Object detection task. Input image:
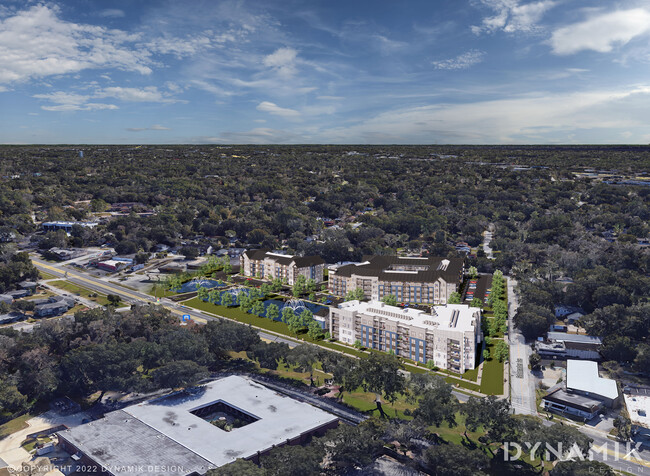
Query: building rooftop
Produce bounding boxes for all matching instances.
[332,255,463,283]
[624,391,650,430]
[548,332,602,345]
[544,388,603,413]
[337,300,480,333]
[59,376,338,473]
[566,360,618,400]
[243,249,324,267]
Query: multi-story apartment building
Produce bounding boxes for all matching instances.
[329,300,482,372]
[240,249,325,285]
[328,255,464,304]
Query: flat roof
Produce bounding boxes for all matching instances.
[336,300,480,333]
[332,255,463,284]
[624,392,650,429]
[566,360,618,400]
[547,332,602,344]
[59,376,338,473]
[544,388,603,413]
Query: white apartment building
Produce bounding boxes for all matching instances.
[329,300,482,372]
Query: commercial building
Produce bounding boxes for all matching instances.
[57,376,339,475]
[536,333,602,360]
[566,360,620,407]
[328,255,464,304]
[240,249,325,285]
[542,388,604,421]
[329,300,481,371]
[623,386,650,438]
[96,260,128,273]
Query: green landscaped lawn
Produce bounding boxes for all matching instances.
[48,280,115,306]
[479,342,505,395]
[445,376,481,392]
[37,270,59,280]
[0,413,33,438]
[341,389,415,420]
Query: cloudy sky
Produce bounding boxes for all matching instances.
[2,0,650,144]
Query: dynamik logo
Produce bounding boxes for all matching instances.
[503,441,645,463]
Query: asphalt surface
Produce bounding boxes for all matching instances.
[507,277,537,415]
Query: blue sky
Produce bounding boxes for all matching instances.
[2,0,650,144]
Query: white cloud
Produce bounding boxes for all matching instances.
[98,9,125,19]
[256,101,300,118]
[317,85,650,143]
[550,8,650,55]
[433,50,485,70]
[0,4,153,84]
[34,86,180,111]
[126,124,171,132]
[206,128,303,144]
[472,0,555,35]
[97,86,178,103]
[263,47,298,77]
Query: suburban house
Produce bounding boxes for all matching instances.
[240,249,325,285]
[328,255,464,304]
[34,296,75,317]
[329,300,481,371]
[42,221,98,232]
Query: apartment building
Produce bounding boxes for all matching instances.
[329,300,482,372]
[328,255,464,304]
[240,249,325,285]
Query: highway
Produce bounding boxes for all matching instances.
[31,256,297,347]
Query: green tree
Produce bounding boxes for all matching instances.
[494,340,509,362]
[287,344,321,386]
[468,266,478,279]
[408,373,458,427]
[220,292,233,307]
[207,459,266,476]
[107,294,121,307]
[197,285,209,301]
[251,300,265,317]
[345,287,365,301]
[381,294,398,306]
[358,353,405,418]
[265,303,280,321]
[261,443,323,476]
[448,292,461,304]
[529,352,541,370]
[423,444,489,476]
[307,320,322,340]
[152,360,209,389]
[281,306,294,324]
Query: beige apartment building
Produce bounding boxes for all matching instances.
[328,255,464,304]
[329,300,481,372]
[240,249,325,285]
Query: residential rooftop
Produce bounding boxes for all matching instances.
[331,255,463,283]
[337,300,480,333]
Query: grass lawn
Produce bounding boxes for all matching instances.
[480,342,505,395]
[37,270,58,280]
[461,366,479,382]
[341,389,415,420]
[0,413,33,438]
[445,376,481,392]
[49,280,115,306]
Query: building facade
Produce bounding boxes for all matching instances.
[329,300,481,372]
[240,249,325,285]
[328,255,463,304]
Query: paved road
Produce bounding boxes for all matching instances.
[506,277,537,415]
[539,419,650,474]
[31,257,297,347]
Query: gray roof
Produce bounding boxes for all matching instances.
[566,360,618,401]
[244,249,325,267]
[547,332,602,345]
[332,255,463,283]
[543,388,603,413]
[58,376,338,474]
[58,410,213,476]
[0,294,13,303]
